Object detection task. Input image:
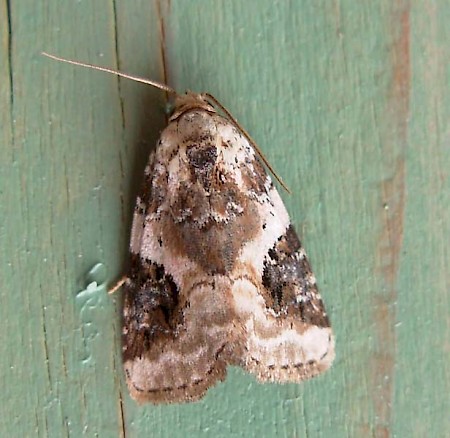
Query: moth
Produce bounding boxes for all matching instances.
[44,53,335,404]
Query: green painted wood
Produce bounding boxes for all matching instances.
[1,1,449,437]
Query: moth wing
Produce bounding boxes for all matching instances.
[230,183,335,382]
[123,154,237,403]
[123,274,237,403]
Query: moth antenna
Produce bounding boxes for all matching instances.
[42,52,177,95]
[42,53,289,192]
[204,93,291,194]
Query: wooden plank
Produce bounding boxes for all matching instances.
[1,0,448,437]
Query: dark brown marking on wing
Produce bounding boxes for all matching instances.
[123,255,180,361]
[262,225,330,328]
[167,179,261,274]
[187,143,218,188]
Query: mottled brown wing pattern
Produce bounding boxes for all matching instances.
[122,93,334,404]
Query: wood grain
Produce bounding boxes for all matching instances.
[1,0,449,436]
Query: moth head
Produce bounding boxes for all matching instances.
[170,92,216,120]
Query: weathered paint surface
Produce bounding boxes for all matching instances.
[1,1,449,436]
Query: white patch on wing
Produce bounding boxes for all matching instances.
[137,220,199,290]
[125,345,211,390]
[231,278,268,315]
[246,324,333,364]
[231,277,334,374]
[216,124,254,186]
[239,185,291,275]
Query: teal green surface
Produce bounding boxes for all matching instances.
[1,1,449,437]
